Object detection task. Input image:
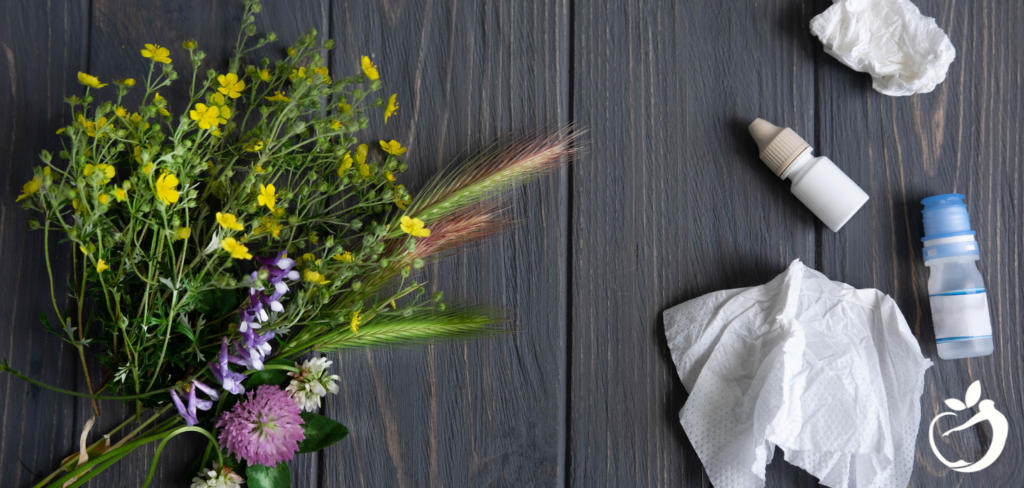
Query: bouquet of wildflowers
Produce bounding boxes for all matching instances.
[1,1,577,487]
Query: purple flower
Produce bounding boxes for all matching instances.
[234,329,275,370]
[216,385,306,466]
[210,337,246,395]
[170,381,217,427]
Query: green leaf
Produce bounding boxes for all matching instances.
[193,287,241,318]
[297,412,349,453]
[243,358,293,389]
[246,462,291,488]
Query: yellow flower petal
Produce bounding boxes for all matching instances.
[384,94,398,124]
[77,72,108,89]
[361,56,379,81]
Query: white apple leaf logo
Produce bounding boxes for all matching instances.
[944,398,967,411]
[965,380,981,408]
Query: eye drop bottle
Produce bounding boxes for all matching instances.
[921,193,994,360]
[748,118,869,232]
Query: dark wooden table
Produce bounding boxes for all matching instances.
[1,0,1021,486]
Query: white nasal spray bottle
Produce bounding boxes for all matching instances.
[748,118,869,231]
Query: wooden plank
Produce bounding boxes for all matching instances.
[0,0,89,486]
[323,0,569,486]
[816,0,1024,485]
[569,0,820,486]
[69,0,327,486]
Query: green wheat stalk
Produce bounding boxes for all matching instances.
[317,309,503,351]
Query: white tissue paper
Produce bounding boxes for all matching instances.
[664,260,932,488]
[810,0,956,96]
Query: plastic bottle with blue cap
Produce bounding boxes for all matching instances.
[922,193,993,359]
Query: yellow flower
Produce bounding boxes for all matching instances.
[182,39,197,50]
[155,172,180,205]
[154,92,170,117]
[96,259,109,273]
[289,67,306,81]
[79,244,89,254]
[384,94,398,124]
[350,311,361,334]
[332,252,353,262]
[400,216,430,237]
[303,269,330,285]
[56,127,66,134]
[361,56,379,81]
[258,183,276,210]
[338,100,351,113]
[245,139,264,152]
[72,198,82,214]
[394,184,411,210]
[176,227,191,239]
[380,140,407,155]
[258,69,272,81]
[255,165,264,174]
[313,66,330,83]
[330,120,342,131]
[77,72,108,89]
[16,175,41,201]
[84,163,116,184]
[77,115,108,138]
[142,162,155,174]
[217,73,245,98]
[385,171,396,182]
[263,219,283,238]
[266,91,290,102]
[141,43,171,64]
[189,103,222,130]
[216,212,244,231]
[287,47,296,56]
[221,237,252,260]
[337,152,353,177]
[114,106,127,117]
[358,163,370,178]
[117,78,136,87]
[355,144,368,165]
[98,193,110,205]
[113,187,128,202]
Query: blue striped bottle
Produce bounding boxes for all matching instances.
[921,194,993,359]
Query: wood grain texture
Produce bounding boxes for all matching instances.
[323,1,569,486]
[0,0,87,486]
[5,0,1024,487]
[816,0,1024,485]
[569,0,820,486]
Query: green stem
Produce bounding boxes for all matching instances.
[0,362,200,400]
[39,429,173,488]
[141,427,223,488]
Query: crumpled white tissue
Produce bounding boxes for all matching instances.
[810,0,956,96]
[664,260,932,488]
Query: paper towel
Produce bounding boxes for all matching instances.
[664,260,932,488]
[810,0,956,96]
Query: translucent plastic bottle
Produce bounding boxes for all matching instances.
[921,194,994,359]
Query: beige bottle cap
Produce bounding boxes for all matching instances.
[748,118,809,176]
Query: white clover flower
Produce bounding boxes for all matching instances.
[190,462,243,488]
[286,357,340,412]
